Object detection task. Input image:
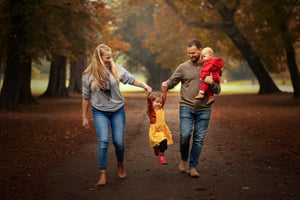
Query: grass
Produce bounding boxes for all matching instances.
[29,78,293,96]
[220,79,292,94]
[30,79,153,96]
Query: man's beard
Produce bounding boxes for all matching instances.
[191,55,200,63]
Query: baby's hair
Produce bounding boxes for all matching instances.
[202,47,214,55]
[150,91,162,102]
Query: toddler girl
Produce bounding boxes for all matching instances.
[147,91,173,164]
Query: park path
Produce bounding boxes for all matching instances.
[41,95,299,200]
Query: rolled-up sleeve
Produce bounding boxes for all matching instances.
[82,74,91,100]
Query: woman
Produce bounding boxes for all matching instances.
[82,44,152,186]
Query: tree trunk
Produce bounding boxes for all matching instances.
[208,0,280,94]
[114,2,170,89]
[19,58,36,104]
[165,0,280,94]
[0,47,22,110]
[42,55,68,97]
[0,1,35,109]
[121,32,170,90]
[68,55,86,94]
[274,3,300,98]
[146,63,171,90]
[285,44,300,98]
[225,25,280,94]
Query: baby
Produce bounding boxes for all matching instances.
[195,47,224,105]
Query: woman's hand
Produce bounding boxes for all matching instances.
[143,83,152,93]
[82,118,90,129]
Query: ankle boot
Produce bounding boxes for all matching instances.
[189,168,200,177]
[195,93,205,99]
[96,170,106,186]
[117,162,126,179]
[207,97,215,105]
[178,160,188,173]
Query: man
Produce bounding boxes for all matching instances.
[161,39,220,177]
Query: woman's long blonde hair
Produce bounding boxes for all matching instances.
[83,44,119,90]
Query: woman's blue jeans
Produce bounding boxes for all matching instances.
[92,106,126,170]
[179,106,211,169]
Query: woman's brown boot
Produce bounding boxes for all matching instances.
[117,162,126,179]
[96,170,106,186]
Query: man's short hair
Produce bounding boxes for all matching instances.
[187,39,202,49]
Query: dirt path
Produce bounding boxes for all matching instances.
[1,94,300,200]
[41,94,299,200]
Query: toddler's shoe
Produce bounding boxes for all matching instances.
[158,155,167,164]
[153,146,159,156]
[195,93,205,99]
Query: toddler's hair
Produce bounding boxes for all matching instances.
[150,91,162,102]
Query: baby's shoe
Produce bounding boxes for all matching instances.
[195,93,205,99]
[207,97,215,105]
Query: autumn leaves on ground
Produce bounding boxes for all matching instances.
[0,93,300,199]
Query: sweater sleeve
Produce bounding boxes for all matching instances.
[82,74,91,100]
[147,97,156,123]
[161,90,167,107]
[118,66,135,85]
[166,65,183,89]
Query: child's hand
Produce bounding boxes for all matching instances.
[146,91,152,98]
[144,84,152,93]
[161,82,168,91]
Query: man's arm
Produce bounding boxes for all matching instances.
[161,65,182,91]
[204,76,221,94]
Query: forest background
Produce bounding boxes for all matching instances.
[1,1,300,198]
[0,0,300,109]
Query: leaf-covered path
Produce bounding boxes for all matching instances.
[1,94,300,199]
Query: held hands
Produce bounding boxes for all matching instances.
[161,81,168,91]
[146,90,152,98]
[204,75,214,85]
[143,83,152,93]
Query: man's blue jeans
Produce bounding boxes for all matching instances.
[179,106,211,169]
[92,106,126,170]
